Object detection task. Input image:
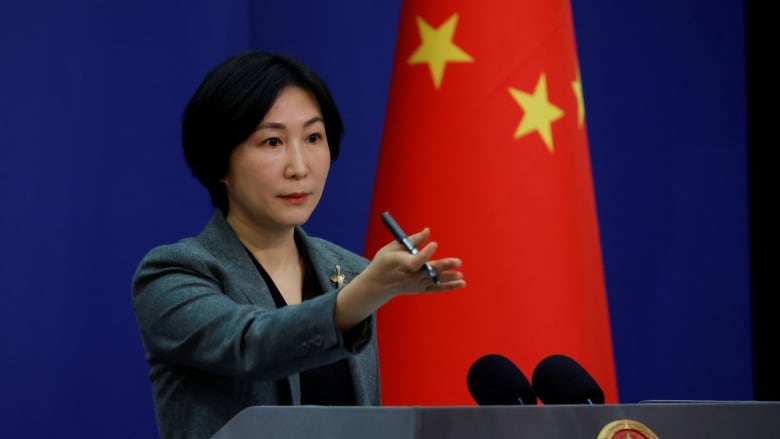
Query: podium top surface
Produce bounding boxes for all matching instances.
[211,402,780,439]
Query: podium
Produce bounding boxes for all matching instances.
[211,402,780,438]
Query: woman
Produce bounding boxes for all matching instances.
[131,50,466,439]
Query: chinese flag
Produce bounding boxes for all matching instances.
[364,0,619,405]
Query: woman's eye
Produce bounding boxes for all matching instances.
[264,137,281,147]
[306,133,323,143]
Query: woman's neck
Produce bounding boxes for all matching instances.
[226,213,299,272]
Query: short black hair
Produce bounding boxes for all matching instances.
[181,50,344,214]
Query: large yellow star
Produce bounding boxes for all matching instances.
[407,14,473,89]
[508,73,564,152]
[572,66,585,127]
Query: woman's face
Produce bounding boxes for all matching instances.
[222,85,331,231]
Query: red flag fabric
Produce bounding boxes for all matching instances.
[364,0,619,405]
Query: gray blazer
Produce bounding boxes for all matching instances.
[132,212,380,439]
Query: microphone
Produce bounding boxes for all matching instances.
[467,354,537,405]
[532,354,605,405]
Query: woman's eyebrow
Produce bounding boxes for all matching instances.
[256,116,324,131]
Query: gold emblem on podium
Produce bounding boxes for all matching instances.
[597,419,659,439]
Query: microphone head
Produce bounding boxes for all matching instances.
[532,354,605,405]
[467,354,537,405]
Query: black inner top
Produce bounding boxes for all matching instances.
[244,235,356,405]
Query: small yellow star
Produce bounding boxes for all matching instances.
[572,66,585,127]
[508,73,564,152]
[407,13,474,89]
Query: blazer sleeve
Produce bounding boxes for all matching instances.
[131,239,373,382]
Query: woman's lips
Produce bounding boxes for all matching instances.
[281,192,308,204]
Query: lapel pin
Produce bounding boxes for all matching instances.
[330,264,346,288]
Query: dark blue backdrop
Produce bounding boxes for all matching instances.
[0,1,748,437]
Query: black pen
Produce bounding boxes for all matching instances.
[381,211,440,284]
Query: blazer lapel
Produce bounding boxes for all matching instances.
[197,211,275,306]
